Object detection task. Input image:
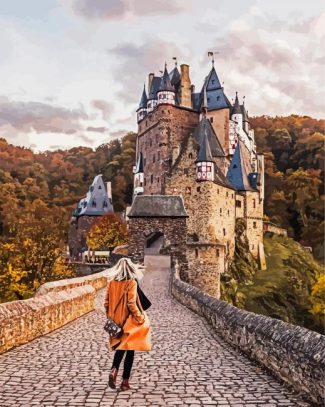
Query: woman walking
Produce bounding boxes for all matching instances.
[104,258,151,391]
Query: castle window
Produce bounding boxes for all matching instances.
[253,199,256,208]
[103,201,108,208]
[216,96,220,101]
[233,164,237,169]
[209,117,213,123]
[150,174,153,184]
[223,228,226,236]
[220,208,222,214]
[236,200,241,208]
[253,221,257,229]
[140,182,143,187]
[195,248,199,258]
[98,185,102,189]
[157,177,160,183]
[184,168,188,175]
[189,153,193,159]
[212,80,215,84]
[92,200,96,208]
[217,189,219,194]
[207,166,211,172]
[227,210,229,215]
[226,191,228,197]
[186,187,191,194]
[232,194,234,198]
[207,97,210,103]
[197,186,201,192]
[216,249,220,257]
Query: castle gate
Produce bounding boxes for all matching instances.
[127,195,189,281]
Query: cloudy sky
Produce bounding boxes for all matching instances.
[0,0,324,151]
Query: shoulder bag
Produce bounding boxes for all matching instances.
[104,285,127,338]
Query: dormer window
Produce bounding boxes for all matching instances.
[103,201,108,208]
[92,200,96,208]
[98,185,102,189]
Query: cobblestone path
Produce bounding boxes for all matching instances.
[0,256,312,407]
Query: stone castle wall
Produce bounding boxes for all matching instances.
[171,265,325,405]
[0,271,108,354]
[206,108,230,152]
[244,191,264,257]
[137,103,198,195]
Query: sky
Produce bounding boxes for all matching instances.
[0,0,324,152]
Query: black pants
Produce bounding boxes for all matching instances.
[111,350,135,379]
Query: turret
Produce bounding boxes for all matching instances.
[231,92,243,129]
[180,64,192,108]
[199,85,208,120]
[241,102,249,133]
[133,152,144,196]
[157,64,176,106]
[137,85,148,122]
[196,128,215,182]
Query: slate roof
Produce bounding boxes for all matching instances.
[214,166,236,190]
[159,66,175,92]
[241,104,249,122]
[193,117,225,158]
[198,67,231,111]
[148,76,162,100]
[169,66,181,87]
[231,92,241,116]
[73,175,113,217]
[135,151,144,173]
[137,85,148,110]
[197,128,213,162]
[128,195,188,218]
[226,139,256,191]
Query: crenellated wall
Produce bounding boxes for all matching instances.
[171,264,325,405]
[0,271,109,354]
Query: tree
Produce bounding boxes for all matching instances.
[311,275,325,317]
[87,213,128,251]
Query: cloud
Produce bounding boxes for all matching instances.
[0,97,88,134]
[86,126,108,133]
[91,99,113,120]
[206,11,325,118]
[69,0,188,20]
[109,38,186,104]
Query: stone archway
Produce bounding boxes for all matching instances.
[127,195,189,281]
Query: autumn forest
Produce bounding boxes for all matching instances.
[0,115,324,331]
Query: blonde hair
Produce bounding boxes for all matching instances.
[104,257,145,281]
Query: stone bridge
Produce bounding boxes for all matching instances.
[0,256,323,407]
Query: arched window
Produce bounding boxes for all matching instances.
[195,248,199,258]
[189,153,193,159]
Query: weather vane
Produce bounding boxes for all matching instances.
[207,51,219,67]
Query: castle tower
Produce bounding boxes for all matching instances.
[137,85,148,123]
[227,140,264,260]
[196,128,215,182]
[157,64,176,105]
[231,92,243,129]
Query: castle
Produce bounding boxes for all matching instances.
[128,60,265,298]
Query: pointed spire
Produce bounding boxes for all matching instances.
[197,125,213,162]
[138,84,148,110]
[159,64,175,92]
[231,91,242,115]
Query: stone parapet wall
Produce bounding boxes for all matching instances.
[171,266,325,405]
[36,269,108,296]
[0,285,96,354]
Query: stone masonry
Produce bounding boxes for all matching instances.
[0,255,314,406]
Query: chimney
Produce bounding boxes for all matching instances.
[106,182,112,203]
[148,73,154,94]
[180,64,192,108]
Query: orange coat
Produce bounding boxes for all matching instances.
[104,279,151,352]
